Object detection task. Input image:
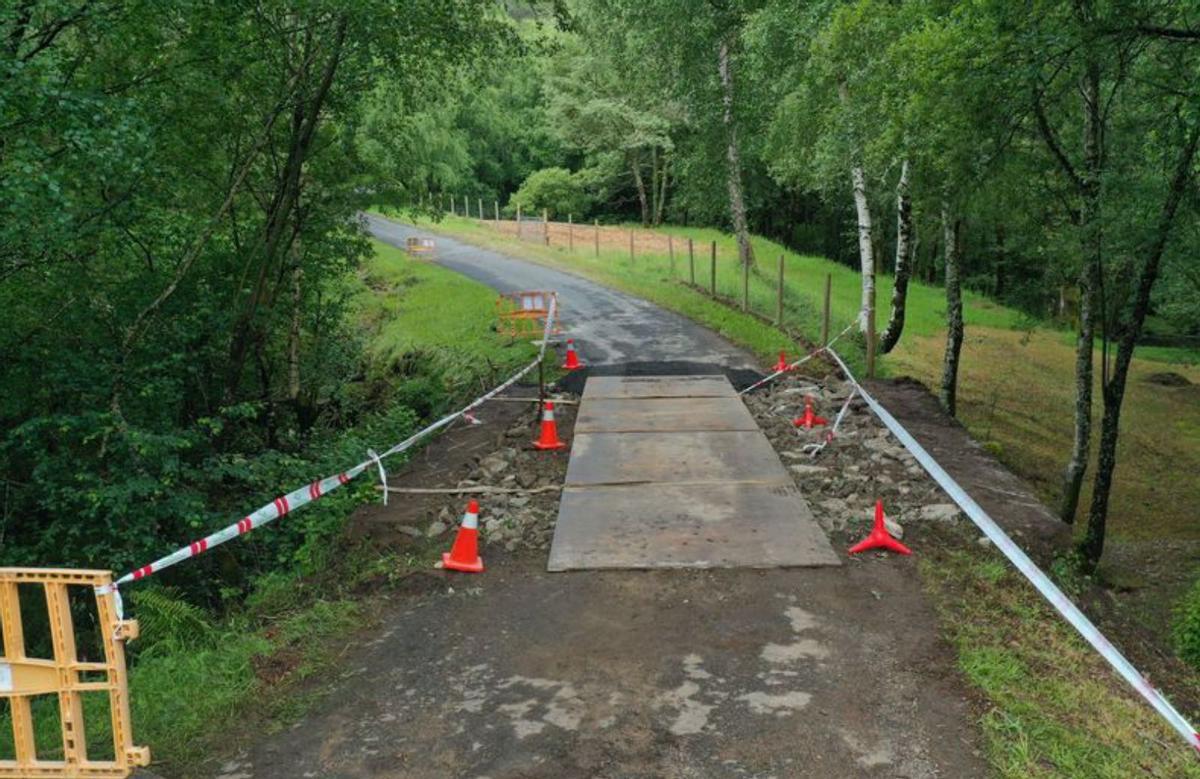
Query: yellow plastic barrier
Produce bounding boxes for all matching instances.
[405,236,436,257]
[495,290,562,338]
[0,569,149,778]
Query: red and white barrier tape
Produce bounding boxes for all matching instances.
[113,299,558,599]
[738,318,858,396]
[823,346,1200,753]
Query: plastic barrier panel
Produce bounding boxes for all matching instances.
[405,236,436,256]
[0,569,148,778]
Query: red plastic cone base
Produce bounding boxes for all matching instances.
[848,501,912,556]
[772,351,790,373]
[793,409,828,429]
[442,550,484,572]
[532,437,567,451]
[793,397,828,429]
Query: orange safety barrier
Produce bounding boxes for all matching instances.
[405,236,436,256]
[0,568,148,778]
[495,290,562,338]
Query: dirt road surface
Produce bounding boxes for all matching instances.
[201,217,990,778]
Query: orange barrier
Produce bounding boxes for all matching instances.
[496,291,562,338]
[405,236,436,257]
[0,568,149,778]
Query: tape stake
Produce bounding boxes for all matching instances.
[824,347,1200,753]
[368,448,388,506]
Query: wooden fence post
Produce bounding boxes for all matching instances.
[543,209,549,245]
[516,204,522,239]
[494,200,499,223]
[478,198,483,221]
[776,254,784,326]
[668,235,675,276]
[629,231,635,262]
[568,214,574,251]
[821,273,832,345]
[450,194,456,216]
[709,241,717,297]
[594,219,600,256]
[688,238,695,284]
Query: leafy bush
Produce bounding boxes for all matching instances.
[1172,578,1200,669]
[508,167,591,219]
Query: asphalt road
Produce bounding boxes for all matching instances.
[196,219,989,779]
[365,214,756,371]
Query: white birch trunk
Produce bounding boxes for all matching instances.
[850,164,875,331]
[718,37,753,268]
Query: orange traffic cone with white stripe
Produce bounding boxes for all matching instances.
[772,350,790,373]
[442,500,484,572]
[562,339,583,370]
[533,401,568,450]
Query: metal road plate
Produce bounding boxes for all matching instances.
[582,375,737,400]
[547,482,842,570]
[575,397,759,433]
[564,432,791,485]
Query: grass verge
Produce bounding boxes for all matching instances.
[922,536,1200,778]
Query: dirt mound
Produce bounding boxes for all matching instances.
[1145,371,1191,387]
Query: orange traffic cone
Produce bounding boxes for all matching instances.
[848,500,912,556]
[793,395,828,429]
[562,339,583,370]
[772,350,790,373]
[442,500,484,572]
[533,401,568,450]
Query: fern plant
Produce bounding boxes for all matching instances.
[129,587,216,654]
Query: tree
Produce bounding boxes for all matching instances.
[509,166,591,218]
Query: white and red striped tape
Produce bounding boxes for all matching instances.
[820,347,1200,754]
[738,318,858,396]
[115,298,558,589]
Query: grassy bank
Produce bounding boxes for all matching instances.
[923,538,1200,778]
[0,240,536,773]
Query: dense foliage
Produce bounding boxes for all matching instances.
[0,0,517,598]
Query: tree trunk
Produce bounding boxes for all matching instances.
[225,17,347,402]
[879,159,912,353]
[1078,125,1199,570]
[649,146,659,229]
[994,224,1007,296]
[839,82,874,329]
[1060,56,1103,525]
[287,250,302,403]
[717,36,753,268]
[655,150,669,226]
[629,150,650,227]
[849,164,875,331]
[939,202,964,416]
